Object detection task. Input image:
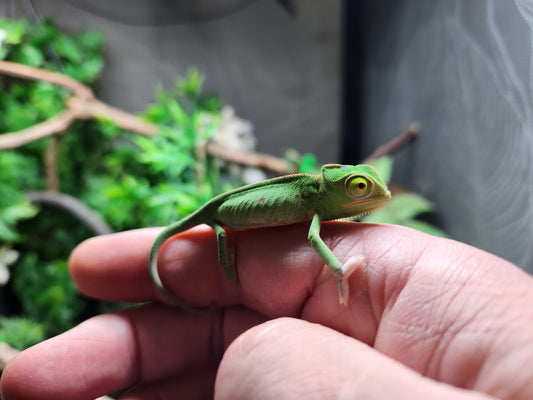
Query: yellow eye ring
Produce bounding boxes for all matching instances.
[346,176,373,198]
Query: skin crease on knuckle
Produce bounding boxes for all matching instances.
[286,225,533,399]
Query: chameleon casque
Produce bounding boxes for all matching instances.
[149,164,391,312]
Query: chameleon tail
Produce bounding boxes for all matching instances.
[149,210,216,313]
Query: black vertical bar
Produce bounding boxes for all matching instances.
[341,0,366,163]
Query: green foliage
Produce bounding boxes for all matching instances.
[284,149,320,174]
[0,18,107,346]
[0,17,104,81]
[367,155,393,185]
[1,18,235,351]
[82,70,228,230]
[0,152,39,241]
[13,255,83,336]
[0,317,44,350]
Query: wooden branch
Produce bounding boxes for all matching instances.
[0,61,418,177]
[363,123,420,163]
[44,136,60,191]
[0,61,295,174]
[0,61,157,150]
[26,191,113,235]
[0,342,19,370]
[206,141,293,175]
[0,109,78,149]
[69,97,158,135]
[0,60,93,99]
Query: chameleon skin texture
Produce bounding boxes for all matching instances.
[149,164,391,312]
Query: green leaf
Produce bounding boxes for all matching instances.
[30,82,65,117]
[15,43,44,67]
[167,99,189,126]
[0,199,38,242]
[367,156,393,184]
[198,95,223,113]
[362,193,433,224]
[63,56,103,83]
[299,153,319,174]
[13,256,83,335]
[0,218,18,242]
[0,317,45,350]
[3,201,38,224]
[52,33,82,63]
[0,19,28,44]
[362,192,447,237]
[385,193,434,220]
[0,46,8,60]
[78,57,104,82]
[27,18,58,48]
[75,30,104,53]
[3,102,38,131]
[404,220,447,238]
[178,69,204,96]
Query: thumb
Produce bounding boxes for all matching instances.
[215,318,496,400]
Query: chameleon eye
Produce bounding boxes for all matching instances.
[346,176,373,198]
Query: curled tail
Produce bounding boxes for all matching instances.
[149,210,215,313]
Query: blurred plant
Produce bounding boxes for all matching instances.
[82,70,231,229]
[0,245,18,285]
[0,18,244,350]
[0,152,40,243]
[0,17,110,350]
[363,156,447,237]
[0,317,44,350]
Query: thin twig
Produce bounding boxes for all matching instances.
[69,97,158,135]
[0,60,93,99]
[0,342,20,370]
[0,61,157,150]
[44,135,60,191]
[0,108,78,149]
[206,141,293,175]
[363,122,420,163]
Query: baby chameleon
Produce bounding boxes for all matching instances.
[149,164,391,312]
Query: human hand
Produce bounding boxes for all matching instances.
[1,223,533,399]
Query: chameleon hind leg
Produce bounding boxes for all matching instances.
[212,223,237,282]
[307,213,363,305]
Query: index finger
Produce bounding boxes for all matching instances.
[69,223,337,311]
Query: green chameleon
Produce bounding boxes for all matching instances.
[149,164,391,312]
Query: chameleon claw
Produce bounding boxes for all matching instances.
[338,255,364,306]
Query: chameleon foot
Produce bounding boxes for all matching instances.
[338,255,364,306]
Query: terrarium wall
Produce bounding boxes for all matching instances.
[358,0,533,271]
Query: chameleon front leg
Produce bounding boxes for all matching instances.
[307,212,363,305]
[211,223,237,282]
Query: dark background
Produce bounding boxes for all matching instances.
[358,0,533,271]
[2,0,532,272]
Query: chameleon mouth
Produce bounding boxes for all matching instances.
[341,196,390,210]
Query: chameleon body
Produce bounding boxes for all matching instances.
[149,164,391,312]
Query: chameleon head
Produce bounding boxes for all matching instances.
[320,164,391,219]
